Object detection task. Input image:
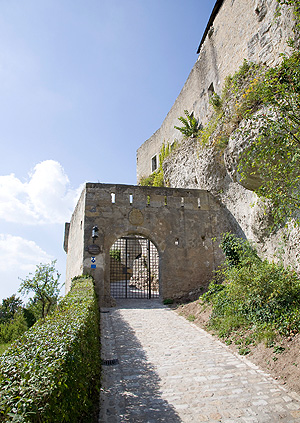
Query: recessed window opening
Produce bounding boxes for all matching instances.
[111,193,116,204]
[151,155,157,172]
[198,198,201,208]
[181,197,184,208]
[129,194,133,205]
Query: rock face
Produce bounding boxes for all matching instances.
[137,0,295,183]
[135,0,299,274]
[137,0,300,274]
[163,130,300,274]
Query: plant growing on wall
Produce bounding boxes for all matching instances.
[174,110,202,138]
[139,141,177,187]
[238,51,300,227]
[195,0,300,229]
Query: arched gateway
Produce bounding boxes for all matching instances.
[110,235,159,299]
[64,183,231,307]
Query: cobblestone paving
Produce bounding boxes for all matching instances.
[99,299,300,422]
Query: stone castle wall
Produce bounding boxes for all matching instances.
[64,188,86,289]
[64,183,235,305]
[137,0,295,182]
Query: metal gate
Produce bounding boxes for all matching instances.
[110,236,159,299]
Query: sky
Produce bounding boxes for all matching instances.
[0,0,216,302]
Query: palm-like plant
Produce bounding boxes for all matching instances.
[174,110,202,138]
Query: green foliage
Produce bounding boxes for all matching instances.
[139,173,156,186]
[199,60,264,149]
[202,234,300,340]
[0,295,22,324]
[238,51,300,227]
[220,232,261,267]
[174,110,202,138]
[0,276,100,422]
[139,141,177,187]
[0,296,33,347]
[19,260,61,319]
[0,311,28,344]
[187,314,196,322]
[195,2,300,228]
[110,249,121,261]
[0,345,10,356]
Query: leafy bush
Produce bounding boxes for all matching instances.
[174,110,202,138]
[203,234,300,338]
[0,311,28,344]
[110,249,121,261]
[0,276,100,422]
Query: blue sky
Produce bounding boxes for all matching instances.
[0,0,216,302]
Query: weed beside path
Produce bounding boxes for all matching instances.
[176,300,300,395]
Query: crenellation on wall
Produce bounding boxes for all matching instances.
[65,183,234,305]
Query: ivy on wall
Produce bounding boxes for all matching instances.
[139,141,177,187]
[193,0,300,229]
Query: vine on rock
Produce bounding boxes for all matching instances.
[139,141,177,187]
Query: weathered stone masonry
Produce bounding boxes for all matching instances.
[136,0,299,273]
[137,0,294,181]
[64,183,234,306]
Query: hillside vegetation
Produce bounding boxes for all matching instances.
[0,276,100,423]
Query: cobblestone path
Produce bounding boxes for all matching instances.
[99,299,300,422]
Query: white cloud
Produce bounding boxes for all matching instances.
[0,234,54,300]
[0,234,52,272]
[0,160,82,224]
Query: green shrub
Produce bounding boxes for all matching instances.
[203,234,300,338]
[174,110,202,138]
[0,311,28,344]
[110,249,121,261]
[0,276,100,422]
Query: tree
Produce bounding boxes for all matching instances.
[0,294,23,324]
[19,261,61,319]
[174,110,203,138]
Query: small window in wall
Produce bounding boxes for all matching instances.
[151,155,158,172]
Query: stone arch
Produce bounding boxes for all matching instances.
[65,183,234,306]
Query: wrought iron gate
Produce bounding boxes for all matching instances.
[110,236,159,299]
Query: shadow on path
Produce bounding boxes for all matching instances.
[100,299,182,423]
